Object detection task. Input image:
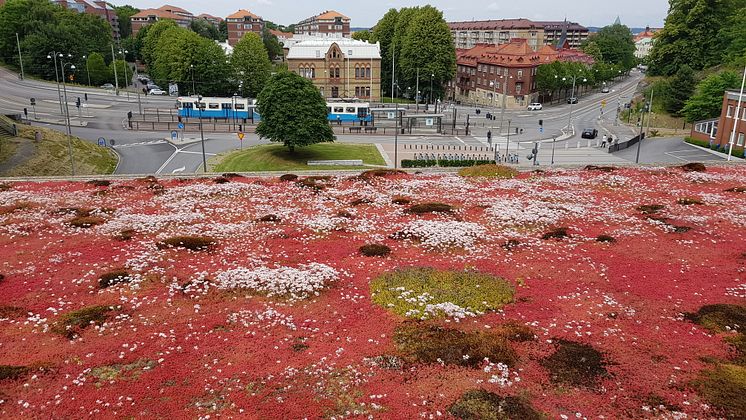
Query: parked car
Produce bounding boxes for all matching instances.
[138,76,151,84]
[601,87,610,93]
[567,97,579,104]
[146,83,160,91]
[100,83,114,90]
[148,88,167,96]
[527,103,543,111]
[581,128,598,139]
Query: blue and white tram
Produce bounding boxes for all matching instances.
[177,96,373,123]
[326,101,372,123]
[177,97,258,120]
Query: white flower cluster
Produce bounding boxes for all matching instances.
[398,220,485,250]
[486,198,585,227]
[726,284,746,298]
[168,273,211,299]
[682,171,717,184]
[301,215,347,232]
[395,288,479,321]
[215,263,338,301]
[227,306,297,331]
[483,360,520,387]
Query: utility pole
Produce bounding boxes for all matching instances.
[415,67,419,111]
[60,61,76,176]
[16,33,24,80]
[48,52,64,115]
[635,106,647,164]
[645,87,654,138]
[394,102,399,169]
[391,42,395,103]
[110,44,119,96]
[551,136,556,165]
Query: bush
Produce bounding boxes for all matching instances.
[359,244,392,257]
[725,187,746,193]
[637,204,665,214]
[0,202,32,215]
[157,236,216,251]
[0,183,10,191]
[596,235,616,243]
[0,365,30,381]
[680,162,706,172]
[297,176,331,191]
[392,196,411,205]
[86,180,111,187]
[401,159,495,168]
[52,305,117,339]
[68,216,105,228]
[361,169,406,178]
[394,322,518,367]
[258,214,281,223]
[350,198,373,206]
[542,227,569,240]
[213,176,230,184]
[114,229,135,241]
[0,305,25,318]
[336,210,354,219]
[684,138,746,159]
[458,164,518,179]
[406,203,454,214]
[448,390,544,420]
[99,270,131,289]
[222,173,244,179]
[678,197,703,205]
[279,174,298,182]
[585,165,617,172]
[685,304,746,333]
[541,339,610,387]
[371,267,514,320]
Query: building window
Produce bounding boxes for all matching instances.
[738,133,745,147]
[355,86,360,96]
[366,66,371,78]
[517,70,523,78]
[331,86,339,98]
[244,24,252,29]
[366,87,371,97]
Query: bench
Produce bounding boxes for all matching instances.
[348,126,362,133]
[364,127,378,133]
[308,160,364,166]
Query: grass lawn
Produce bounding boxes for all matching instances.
[0,136,20,166]
[2,125,117,177]
[211,143,387,172]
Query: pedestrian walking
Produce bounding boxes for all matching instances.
[601,134,607,148]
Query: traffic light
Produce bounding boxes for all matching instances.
[539,119,543,126]
[30,98,35,106]
[127,111,132,120]
[76,97,81,108]
[238,124,243,132]
[84,93,88,102]
[23,108,27,117]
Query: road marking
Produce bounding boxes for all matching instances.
[112,140,167,148]
[179,150,217,156]
[172,166,186,173]
[454,136,465,144]
[664,152,696,162]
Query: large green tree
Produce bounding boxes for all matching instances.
[140,19,177,66]
[371,8,399,98]
[190,18,221,41]
[682,71,741,122]
[232,32,272,97]
[262,29,284,61]
[86,52,111,86]
[114,5,139,39]
[255,72,335,152]
[581,40,603,62]
[663,64,696,116]
[351,30,372,42]
[398,6,455,103]
[648,0,743,76]
[592,24,636,70]
[719,6,746,65]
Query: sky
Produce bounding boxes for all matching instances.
[126,0,670,29]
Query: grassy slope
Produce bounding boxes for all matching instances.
[0,137,20,165]
[1,125,117,177]
[212,143,387,172]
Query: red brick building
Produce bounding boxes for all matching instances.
[197,13,222,27]
[295,10,350,38]
[226,9,264,46]
[131,7,192,36]
[690,90,746,153]
[49,0,119,39]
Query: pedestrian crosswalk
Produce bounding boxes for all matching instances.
[112,140,167,148]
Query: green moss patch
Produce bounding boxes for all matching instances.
[52,305,117,339]
[685,304,746,333]
[458,164,518,179]
[0,365,30,381]
[694,363,746,418]
[359,244,391,257]
[157,235,216,251]
[541,339,610,387]
[99,270,131,289]
[89,358,157,386]
[68,216,105,228]
[542,227,569,240]
[680,162,706,172]
[678,197,703,205]
[448,389,544,420]
[0,305,25,318]
[394,322,518,367]
[371,268,514,320]
[637,204,665,214]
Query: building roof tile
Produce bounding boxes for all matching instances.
[226,9,262,20]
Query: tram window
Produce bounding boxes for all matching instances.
[346,107,355,113]
[235,104,245,110]
[327,107,332,114]
[208,103,219,109]
[357,107,369,117]
[196,103,206,110]
[221,103,232,109]
[334,107,344,113]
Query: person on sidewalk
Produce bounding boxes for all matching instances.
[601,134,607,148]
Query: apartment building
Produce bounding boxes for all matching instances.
[690,90,746,153]
[226,9,264,46]
[51,0,119,39]
[448,19,589,51]
[131,8,192,36]
[287,39,381,100]
[197,13,223,27]
[295,10,350,38]
[158,4,193,20]
[634,27,659,58]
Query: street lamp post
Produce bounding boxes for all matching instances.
[430,73,434,107]
[563,74,586,136]
[498,73,512,134]
[728,64,746,161]
[60,60,76,176]
[190,64,196,96]
[415,67,420,111]
[82,55,91,86]
[120,49,130,101]
[196,95,207,172]
[47,52,64,115]
[394,102,399,169]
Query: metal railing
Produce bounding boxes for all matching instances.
[608,133,645,153]
[0,115,18,136]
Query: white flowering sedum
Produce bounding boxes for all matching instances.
[215,263,339,301]
[398,220,485,250]
[486,198,586,227]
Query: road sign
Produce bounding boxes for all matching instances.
[387,112,395,119]
[109,139,116,146]
[171,130,178,141]
[540,127,544,133]
[97,137,106,147]
[30,98,35,105]
[237,132,245,141]
[177,123,185,130]
[425,118,434,127]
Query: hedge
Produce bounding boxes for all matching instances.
[685,137,745,159]
[401,159,496,168]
